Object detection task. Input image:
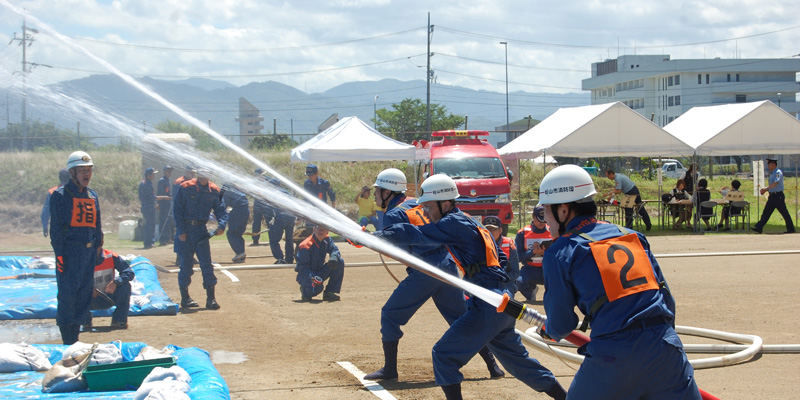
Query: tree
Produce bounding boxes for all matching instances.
[374,98,465,142]
[0,119,91,151]
[248,134,295,150]
[154,120,223,151]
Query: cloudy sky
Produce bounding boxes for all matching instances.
[1,0,798,95]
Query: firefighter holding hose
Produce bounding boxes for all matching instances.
[538,164,700,399]
[376,174,566,400]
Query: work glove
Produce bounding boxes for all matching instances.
[326,254,341,270]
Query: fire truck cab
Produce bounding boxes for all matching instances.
[421,130,514,234]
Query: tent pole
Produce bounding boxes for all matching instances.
[795,155,798,229]
[692,152,701,235]
[518,156,522,230]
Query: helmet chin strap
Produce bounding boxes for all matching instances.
[550,204,567,236]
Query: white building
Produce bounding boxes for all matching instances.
[582,55,800,127]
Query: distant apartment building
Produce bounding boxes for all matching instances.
[234,97,264,147]
[582,55,800,127]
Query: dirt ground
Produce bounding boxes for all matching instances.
[0,230,798,400]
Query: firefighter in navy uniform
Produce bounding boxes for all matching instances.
[173,169,228,310]
[41,169,70,237]
[514,206,552,302]
[156,165,174,246]
[539,165,700,400]
[295,225,344,301]
[265,178,297,264]
[86,248,135,330]
[376,174,566,400]
[483,215,519,294]
[363,169,505,381]
[172,166,196,265]
[49,151,104,345]
[222,184,249,263]
[138,167,158,249]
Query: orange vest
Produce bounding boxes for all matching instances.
[94,249,118,291]
[517,226,552,267]
[498,236,515,259]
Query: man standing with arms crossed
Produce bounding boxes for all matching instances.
[49,151,103,344]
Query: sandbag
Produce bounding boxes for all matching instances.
[133,365,191,400]
[0,343,52,372]
[41,343,97,393]
[62,341,122,365]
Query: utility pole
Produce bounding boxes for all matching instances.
[500,41,509,143]
[426,13,433,136]
[10,19,39,151]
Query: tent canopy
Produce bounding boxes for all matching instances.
[290,116,415,162]
[664,100,800,156]
[498,102,693,159]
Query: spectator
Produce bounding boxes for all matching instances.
[295,226,344,302]
[683,163,697,195]
[41,169,70,237]
[692,178,713,230]
[670,179,692,229]
[156,166,174,246]
[717,179,742,231]
[355,185,379,230]
[138,167,158,249]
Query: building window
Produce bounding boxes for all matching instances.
[736,94,746,103]
[727,74,731,82]
[698,74,702,84]
[668,116,674,124]
[736,73,740,82]
[706,74,709,84]
[674,75,680,85]
[668,96,674,107]
[675,96,681,106]
[668,76,674,86]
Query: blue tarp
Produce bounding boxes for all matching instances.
[0,342,229,399]
[0,256,178,320]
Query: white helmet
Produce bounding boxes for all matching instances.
[537,164,596,205]
[373,168,407,192]
[66,151,94,170]
[418,174,460,203]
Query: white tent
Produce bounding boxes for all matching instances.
[663,100,800,156]
[290,116,416,162]
[532,155,558,164]
[498,102,693,159]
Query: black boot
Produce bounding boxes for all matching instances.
[206,286,220,310]
[180,286,199,308]
[545,382,568,400]
[59,324,80,345]
[478,347,505,378]
[441,383,462,400]
[364,340,399,380]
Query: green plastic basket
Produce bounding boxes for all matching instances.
[83,356,176,391]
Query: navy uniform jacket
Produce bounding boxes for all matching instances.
[295,234,340,274]
[49,180,103,257]
[173,179,228,236]
[157,176,171,205]
[542,216,675,341]
[304,178,336,204]
[138,179,156,209]
[222,186,249,211]
[265,188,297,225]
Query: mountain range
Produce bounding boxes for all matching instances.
[8,74,590,146]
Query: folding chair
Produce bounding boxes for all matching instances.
[698,201,718,232]
[730,201,750,232]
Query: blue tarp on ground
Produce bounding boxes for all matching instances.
[0,342,229,399]
[0,256,178,320]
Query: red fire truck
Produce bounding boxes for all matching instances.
[420,130,514,234]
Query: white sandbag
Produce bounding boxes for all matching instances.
[62,341,122,365]
[0,343,52,372]
[133,366,191,400]
[42,344,96,393]
[134,346,175,361]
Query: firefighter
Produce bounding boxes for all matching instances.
[173,169,228,310]
[539,164,699,399]
[265,178,297,264]
[156,165,174,246]
[49,151,104,344]
[483,215,519,294]
[514,206,552,302]
[295,225,344,302]
[303,164,336,207]
[41,168,70,237]
[87,248,135,329]
[363,168,504,381]
[222,184,249,263]
[376,174,566,400]
[172,166,196,265]
[138,167,158,249]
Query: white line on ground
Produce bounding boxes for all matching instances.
[221,269,239,282]
[337,361,397,400]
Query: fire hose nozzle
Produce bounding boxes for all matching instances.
[496,293,547,328]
